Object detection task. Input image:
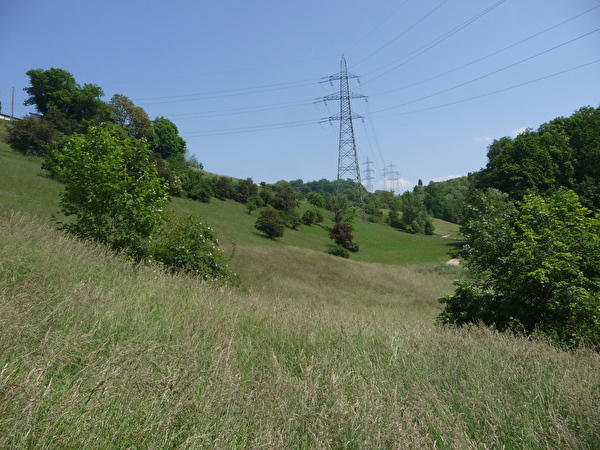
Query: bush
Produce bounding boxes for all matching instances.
[438,188,600,349]
[302,208,324,226]
[149,214,238,284]
[254,205,285,239]
[48,125,168,259]
[326,243,350,258]
[7,115,63,156]
[281,209,302,229]
[181,168,213,202]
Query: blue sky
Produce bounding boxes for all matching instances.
[2,0,599,191]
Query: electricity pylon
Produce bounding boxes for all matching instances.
[321,55,366,216]
[363,157,375,193]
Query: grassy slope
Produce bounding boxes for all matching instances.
[1,148,599,448]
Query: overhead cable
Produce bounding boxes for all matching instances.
[371,28,600,114]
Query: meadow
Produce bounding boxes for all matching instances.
[1,147,599,448]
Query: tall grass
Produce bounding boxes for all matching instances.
[1,148,599,448]
[1,212,598,448]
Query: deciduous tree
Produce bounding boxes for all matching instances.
[109,94,153,140]
[438,188,600,349]
[151,116,186,159]
[24,68,108,126]
[254,205,285,239]
[49,125,168,258]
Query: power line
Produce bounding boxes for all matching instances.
[166,99,314,120]
[360,0,506,83]
[368,4,600,98]
[354,0,451,67]
[134,78,321,105]
[345,0,411,54]
[370,59,600,118]
[371,28,600,115]
[180,118,317,137]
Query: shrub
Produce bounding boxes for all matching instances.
[302,208,324,226]
[438,188,600,349]
[254,205,285,239]
[181,168,213,202]
[7,115,63,156]
[326,243,350,258]
[281,209,302,229]
[48,125,168,259]
[149,214,238,284]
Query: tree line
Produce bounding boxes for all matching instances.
[437,105,600,350]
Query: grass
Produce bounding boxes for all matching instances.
[1,148,599,448]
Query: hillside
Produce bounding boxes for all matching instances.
[1,147,599,448]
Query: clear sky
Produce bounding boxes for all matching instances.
[2,0,599,191]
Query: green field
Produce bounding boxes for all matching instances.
[1,148,598,448]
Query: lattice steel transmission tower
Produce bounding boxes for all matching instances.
[322,56,366,208]
[363,157,375,193]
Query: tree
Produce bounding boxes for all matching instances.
[233,178,258,204]
[24,68,108,126]
[328,192,350,223]
[150,116,186,159]
[270,181,299,212]
[48,125,168,258]
[329,222,358,252]
[181,169,213,202]
[6,115,62,156]
[302,208,324,226]
[400,190,434,234]
[109,94,153,140]
[438,188,600,349]
[306,191,326,208]
[213,176,234,200]
[254,205,285,239]
[470,105,600,210]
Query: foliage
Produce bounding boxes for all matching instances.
[186,154,203,170]
[471,105,600,210]
[330,222,358,253]
[375,189,395,208]
[326,242,350,258]
[24,68,108,127]
[423,177,469,223]
[48,125,168,258]
[438,188,600,349]
[386,207,403,229]
[150,116,186,159]
[212,176,234,200]
[232,178,258,204]
[399,189,435,234]
[254,205,285,239]
[270,181,299,212]
[364,197,384,222]
[280,209,302,230]
[302,207,324,226]
[6,115,63,156]
[149,214,238,284]
[246,194,264,214]
[180,168,213,202]
[109,94,153,140]
[306,191,325,208]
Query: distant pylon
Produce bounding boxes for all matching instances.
[363,157,375,193]
[321,55,366,215]
[386,162,399,193]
